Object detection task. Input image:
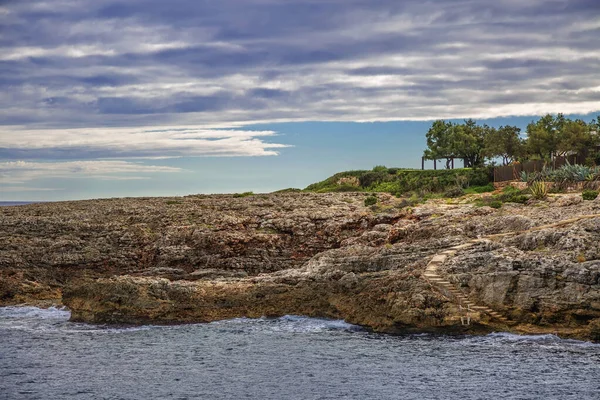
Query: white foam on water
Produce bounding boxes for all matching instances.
[0,305,71,320]
[210,315,362,333]
[488,332,562,341]
[479,331,600,348]
[0,306,161,334]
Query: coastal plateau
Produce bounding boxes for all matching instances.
[2,192,600,341]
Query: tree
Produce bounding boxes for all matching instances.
[558,118,597,158]
[524,113,563,160]
[452,119,487,168]
[423,120,455,168]
[423,119,488,168]
[483,125,524,165]
[588,116,600,134]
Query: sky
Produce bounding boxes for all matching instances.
[1,0,599,201]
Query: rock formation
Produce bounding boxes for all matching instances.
[2,192,600,341]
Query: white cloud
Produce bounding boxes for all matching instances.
[0,160,182,184]
[0,186,63,192]
[0,126,289,158]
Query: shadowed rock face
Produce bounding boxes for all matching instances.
[2,193,600,341]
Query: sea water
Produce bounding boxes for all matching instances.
[1,307,599,399]
[0,202,40,207]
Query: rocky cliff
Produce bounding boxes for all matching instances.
[2,192,600,341]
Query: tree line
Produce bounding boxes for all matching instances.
[423,114,600,167]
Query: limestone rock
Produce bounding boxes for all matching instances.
[3,192,600,341]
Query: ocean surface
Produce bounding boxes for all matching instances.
[0,202,40,207]
[1,307,599,400]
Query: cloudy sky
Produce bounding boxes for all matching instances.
[1,0,599,200]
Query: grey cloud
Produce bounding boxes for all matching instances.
[0,0,598,137]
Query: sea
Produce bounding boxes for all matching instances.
[1,307,599,399]
[0,202,40,207]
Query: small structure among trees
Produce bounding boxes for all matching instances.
[421,114,600,171]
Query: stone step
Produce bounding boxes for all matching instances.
[418,214,600,327]
[430,255,447,263]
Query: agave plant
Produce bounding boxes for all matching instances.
[530,181,548,199]
[520,171,529,182]
[547,164,593,183]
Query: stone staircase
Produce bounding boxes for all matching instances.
[421,213,600,326]
[423,240,510,325]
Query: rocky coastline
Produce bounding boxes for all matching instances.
[2,192,600,342]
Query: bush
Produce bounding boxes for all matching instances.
[582,190,599,201]
[443,187,465,198]
[233,192,254,198]
[306,168,491,195]
[530,181,548,200]
[489,200,502,209]
[502,185,521,194]
[372,165,388,173]
[318,184,360,193]
[464,184,495,194]
[495,189,529,204]
[364,196,378,206]
[521,164,600,184]
[273,188,302,193]
[359,171,388,188]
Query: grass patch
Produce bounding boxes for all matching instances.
[463,184,495,194]
[474,187,530,208]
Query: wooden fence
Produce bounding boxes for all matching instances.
[493,155,581,183]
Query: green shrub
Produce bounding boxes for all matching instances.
[582,190,599,201]
[502,193,528,204]
[443,187,465,198]
[233,191,254,198]
[495,188,529,204]
[530,181,548,200]
[521,164,600,184]
[372,165,388,173]
[464,184,495,194]
[305,170,367,192]
[502,185,521,194]
[306,168,491,196]
[364,196,378,206]
[317,184,360,193]
[359,171,388,188]
[273,188,302,193]
[489,200,502,209]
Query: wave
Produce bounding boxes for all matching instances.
[461,331,600,348]
[0,307,362,335]
[210,314,363,333]
[0,305,71,320]
[0,306,160,334]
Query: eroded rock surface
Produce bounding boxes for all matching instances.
[2,192,600,341]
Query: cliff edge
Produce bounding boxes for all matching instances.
[2,192,600,341]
